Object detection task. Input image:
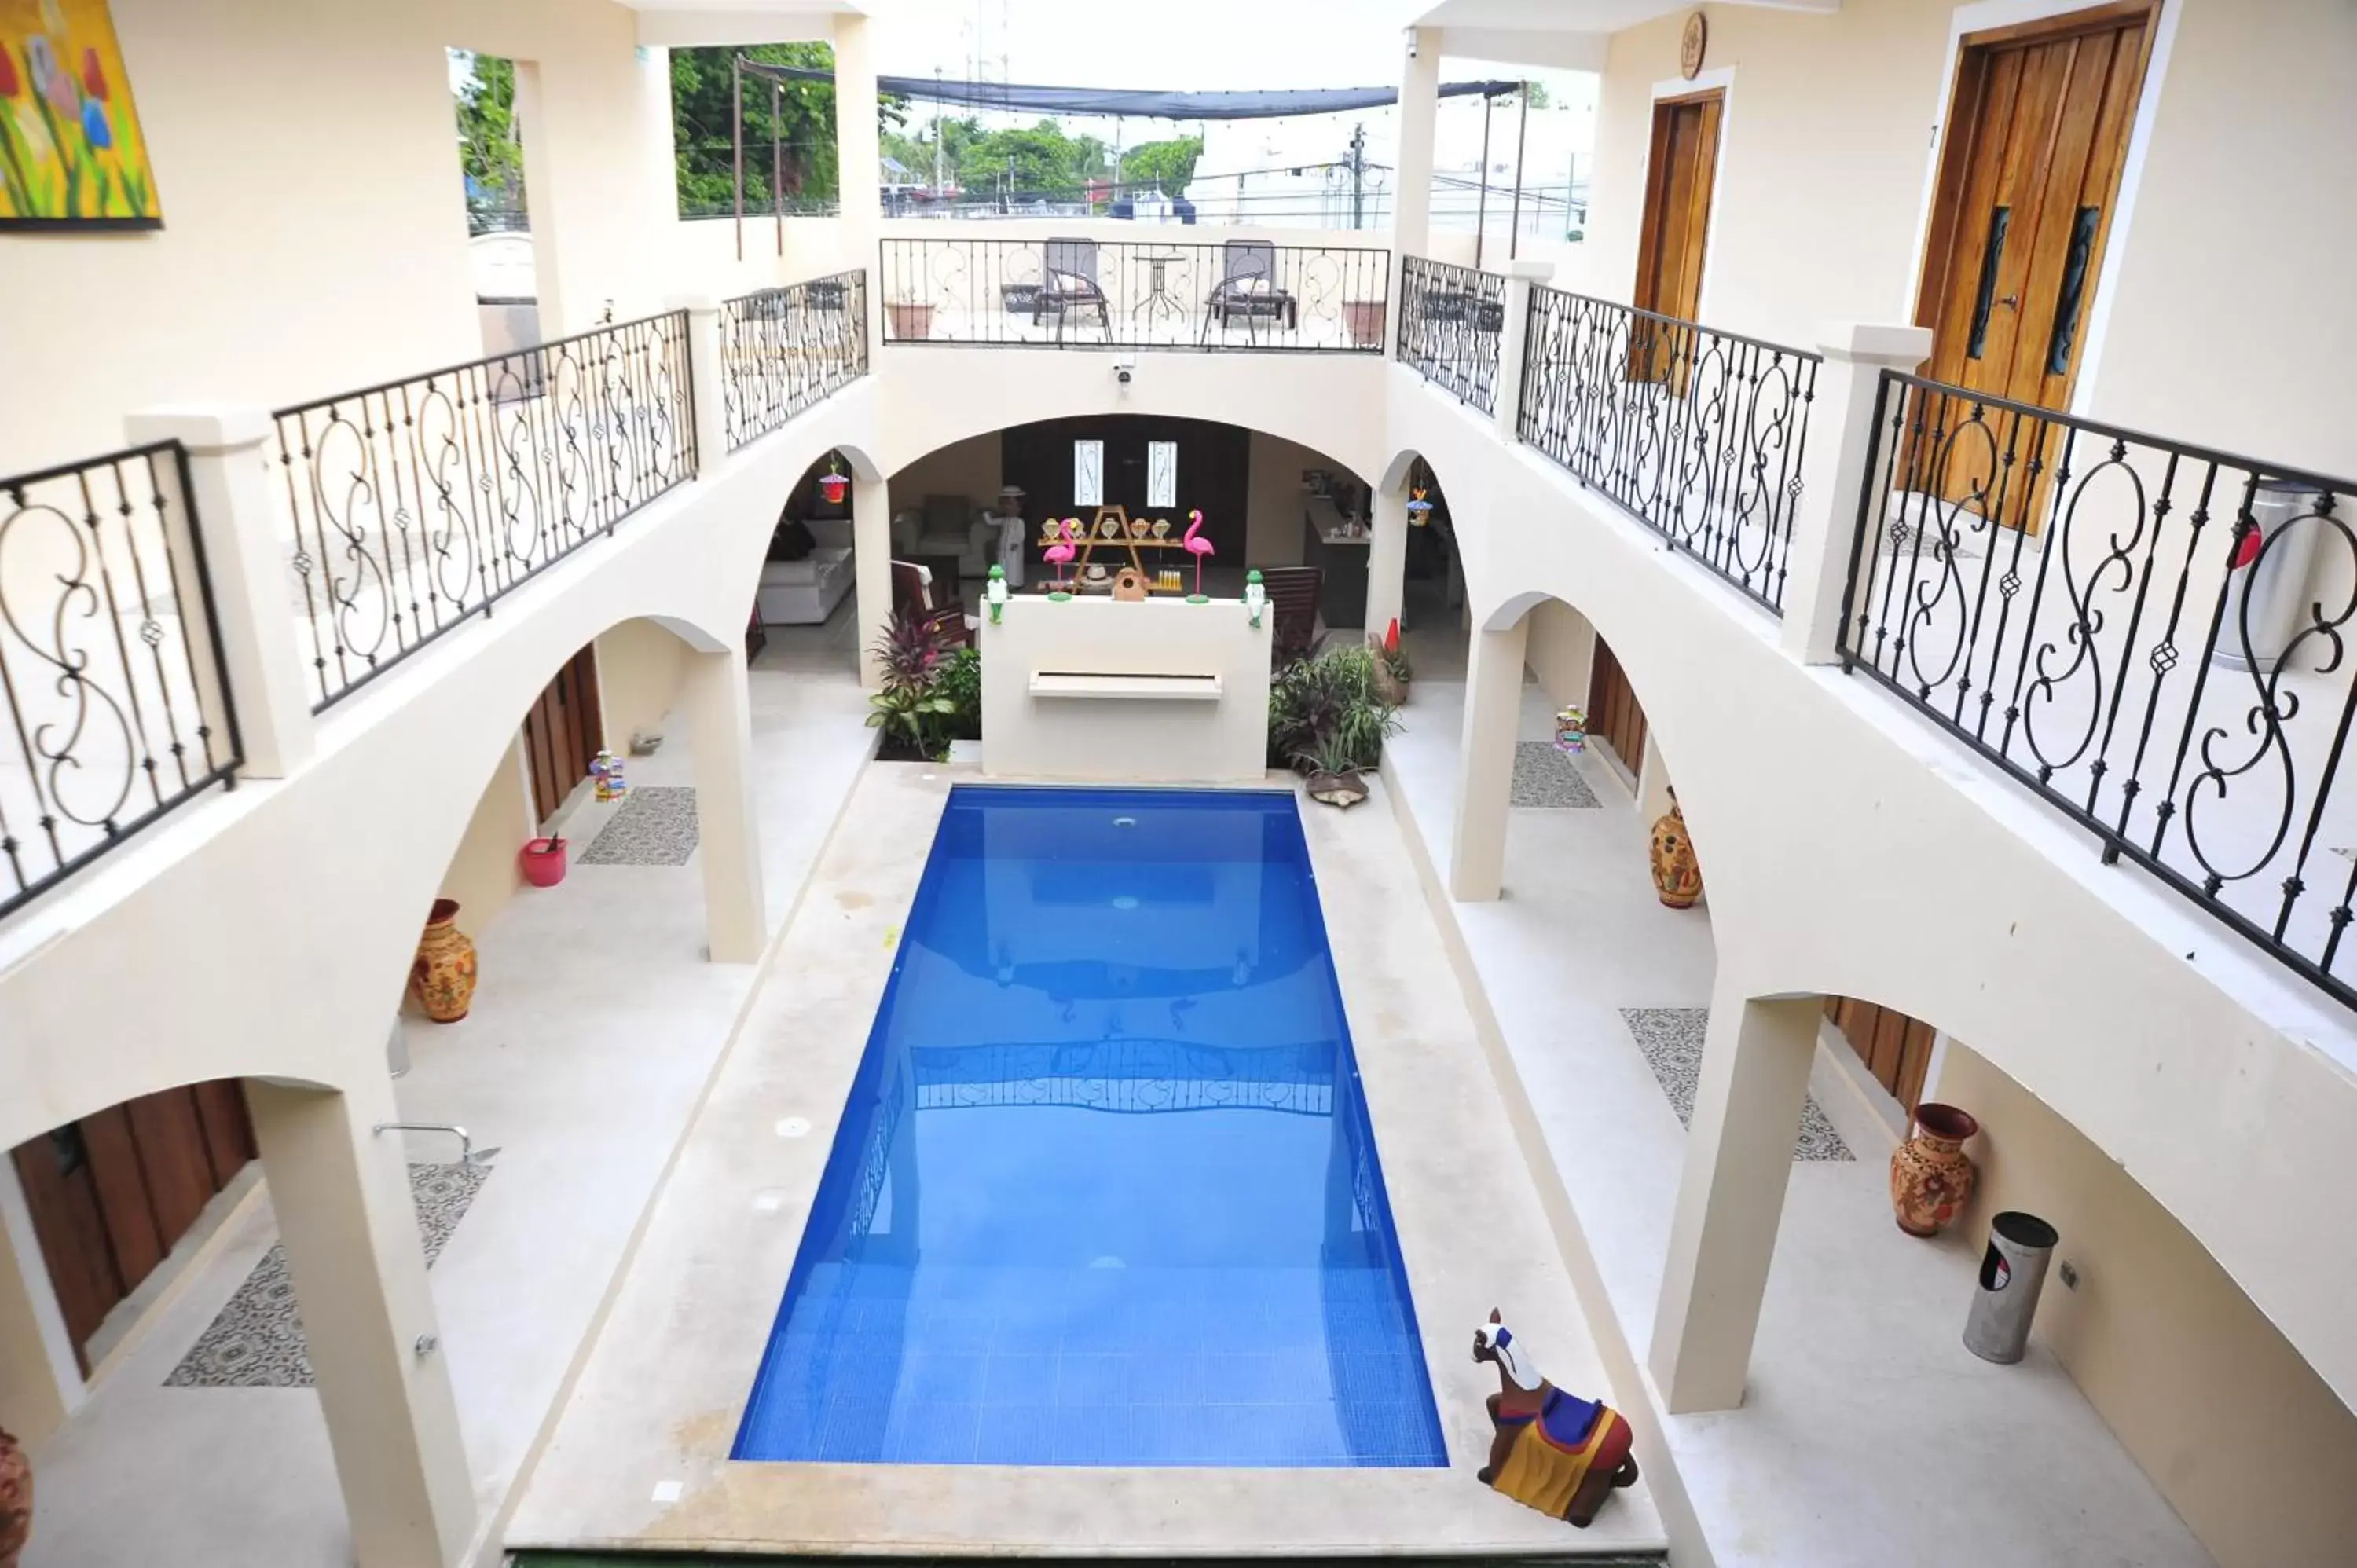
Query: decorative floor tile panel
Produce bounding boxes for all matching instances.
[167,1162,492,1389]
[1510,742,1602,809]
[579,786,700,866]
[1621,1007,1853,1162]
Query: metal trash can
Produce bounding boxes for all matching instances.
[2212,478,2327,672]
[1963,1210,2058,1364]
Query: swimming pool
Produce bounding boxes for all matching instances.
[733,786,1446,1468]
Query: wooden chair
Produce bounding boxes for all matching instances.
[1035,237,1111,343]
[1258,565,1324,666]
[891,559,975,648]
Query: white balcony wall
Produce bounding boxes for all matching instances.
[1563,0,2357,484]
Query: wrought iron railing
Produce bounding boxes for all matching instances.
[878,237,1391,352]
[1840,370,2357,1010]
[273,311,695,711]
[1519,285,1818,614]
[0,443,242,919]
[721,269,868,451]
[1397,255,1505,413]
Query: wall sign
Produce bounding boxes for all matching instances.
[1680,10,1708,80]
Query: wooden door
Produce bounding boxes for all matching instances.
[1824,996,1939,1118]
[522,643,604,823]
[1586,636,1649,778]
[1914,3,2155,522]
[10,1083,258,1369]
[1630,90,1723,386]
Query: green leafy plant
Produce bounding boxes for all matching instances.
[867,609,960,759]
[936,646,982,742]
[1268,645,1398,774]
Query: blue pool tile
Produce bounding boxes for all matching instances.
[816,1395,892,1462]
[899,1351,987,1404]
[981,1350,1058,1405]
[887,1401,981,1464]
[1050,1401,1128,1464]
[1054,1352,1130,1405]
[1130,1350,1204,1405]
[976,1403,1058,1464]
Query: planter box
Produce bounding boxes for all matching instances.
[885,301,935,340]
[1343,299,1387,349]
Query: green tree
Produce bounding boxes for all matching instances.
[1120,134,1204,197]
[452,51,524,214]
[669,45,906,214]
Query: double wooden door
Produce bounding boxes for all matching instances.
[10,1083,257,1368]
[1915,4,2154,521]
[1824,996,1939,1119]
[1586,636,1649,778]
[522,643,604,823]
[1630,89,1723,387]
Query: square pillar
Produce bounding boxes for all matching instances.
[667,293,727,465]
[853,473,892,690]
[1493,259,1552,443]
[124,405,318,779]
[1365,485,1409,644]
[682,644,768,962]
[245,1077,473,1568]
[1387,27,1442,347]
[1448,613,1528,901]
[833,13,883,345]
[1648,982,1822,1412]
[1778,324,1934,665]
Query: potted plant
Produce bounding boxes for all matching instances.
[1369,618,1412,705]
[885,291,935,342]
[1343,297,1388,349]
[519,834,567,888]
[1295,732,1372,808]
[816,456,849,506]
[1269,645,1401,807]
[867,607,960,760]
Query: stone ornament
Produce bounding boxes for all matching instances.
[1890,1102,1980,1236]
[412,898,478,1024]
[1472,1309,1640,1528]
[1648,789,1703,908]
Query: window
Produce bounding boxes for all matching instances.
[1074,440,1104,507]
[1146,441,1177,509]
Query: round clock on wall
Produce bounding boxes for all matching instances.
[1681,11,1708,79]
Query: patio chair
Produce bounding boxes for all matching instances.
[1032,237,1111,343]
[1258,565,1325,666]
[1205,240,1298,341]
[891,559,977,649]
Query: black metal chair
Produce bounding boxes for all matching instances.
[1205,240,1297,341]
[1033,237,1111,343]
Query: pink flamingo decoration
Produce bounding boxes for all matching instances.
[1043,517,1080,590]
[1182,509,1215,598]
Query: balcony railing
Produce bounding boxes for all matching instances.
[878,237,1390,353]
[273,310,696,711]
[1397,256,1505,414]
[722,270,870,451]
[1519,285,1819,614]
[1840,371,2357,1009]
[0,442,243,920]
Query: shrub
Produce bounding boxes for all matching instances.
[1268,644,1398,773]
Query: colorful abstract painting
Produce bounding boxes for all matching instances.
[0,0,159,228]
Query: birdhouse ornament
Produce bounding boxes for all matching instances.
[1406,486,1434,525]
[592,748,627,803]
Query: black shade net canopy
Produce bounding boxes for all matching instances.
[738,60,1521,119]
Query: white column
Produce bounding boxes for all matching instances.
[0,1157,82,1448]
[833,13,883,345]
[1447,613,1528,901]
[1493,258,1552,442]
[1635,728,1675,826]
[1648,981,1822,1412]
[246,1076,473,1568]
[124,405,317,779]
[681,644,768,962]
[514,61,566,336]
[668,292,728,465]
[1365,485,1409,643]
[1388,27,1442,347]
[1778,323,1934,665]
[853,473,892,690]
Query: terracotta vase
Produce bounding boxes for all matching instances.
[1648,795,1703,909]
[0,1427,29,1568]
[1890,1102,1980,1237]
[411,898,478,1024]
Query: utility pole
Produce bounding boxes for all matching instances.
[1473,92,1494,270]
[1508,81,1530,261]
[1347,121,1366,230]
[731,53,743,260]
[933,66,944,193]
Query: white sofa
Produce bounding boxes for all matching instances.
[756,517,855,625]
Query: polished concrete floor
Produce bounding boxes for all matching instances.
[18,658,875,1568]
[1384,675,2218,1568]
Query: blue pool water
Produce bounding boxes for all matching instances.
[733,786,1446,1467]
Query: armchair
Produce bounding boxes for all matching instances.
[1205,240,1297,339]
[889,494,1004,581]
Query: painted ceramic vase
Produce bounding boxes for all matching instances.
[0,1426,29,1568]
[412,899,478,1024]
[1648,794,1703,909]
[1890,1103,1979,1236]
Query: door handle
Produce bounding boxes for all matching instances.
[1999,293,2020,308]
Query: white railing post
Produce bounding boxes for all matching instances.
[668,293,728,467]
[1494,258,1553,445]
[1778,323,1934,665]
[123,405,316,778]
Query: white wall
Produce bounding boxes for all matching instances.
[889,430,1001,508]
[1570,0,2357,480]
[1395,373,2357,1420]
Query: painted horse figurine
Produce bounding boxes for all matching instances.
[1472,1308,1639,1528]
